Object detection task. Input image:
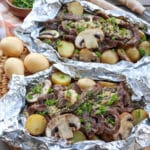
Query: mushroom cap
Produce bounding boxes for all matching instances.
[75,28,104,49]
[39,30,59,39]
[46,113,81,139]
[26,80,51,103]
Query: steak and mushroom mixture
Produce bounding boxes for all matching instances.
[25,72,148,143]
[38,1,150,64]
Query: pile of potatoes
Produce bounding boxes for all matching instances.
[0,36,50,79]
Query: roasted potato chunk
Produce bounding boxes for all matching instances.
[25,114,47,136]
[100,50,119,64]
[67,1,83,15]
[138,41,150,56]
[57,41,75,58]
[51,72,71,86]
[126,47,140,62]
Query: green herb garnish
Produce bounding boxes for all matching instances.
[44,39,52,44]
[37,110,48,115]
[76,25,85,33]
[140,35,147,42]
[107,94,118,105]
[95,105,107,115]
[108,17,116,25]
[74,49,80,54]
[106,117,115,126]
[32,84,42,94]
[13,0,34,8]
[139,49,146,56]
[45,99,57,106]
[95,51,101,57]
[26,93,33,100]
[48,88,54,94]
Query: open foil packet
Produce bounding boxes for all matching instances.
[0,61,150,150]
[14,0,150,67]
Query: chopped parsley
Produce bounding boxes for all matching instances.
[139,49,146,56]
[32,84,43,94]
[37,110,48,115]
[74,49,80,54]
[56,40,62,47]
[95,51,101,57]
[95,105,107,115]
[66,90,72,97]
[112,36,116,40]
[43,39,51,44]
[107,94,118,105]
[45,99,57,106]
[26,93,33,100]
[108,17,116,25]
[106,117,115,126]
[48,88,54,93]
[76,25,85,33]
[140,35,147,42]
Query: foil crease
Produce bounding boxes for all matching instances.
[0,62,150,150]
[1,0,150,149]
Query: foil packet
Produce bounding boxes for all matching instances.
[14,0,150,69]
[0,61,150,150]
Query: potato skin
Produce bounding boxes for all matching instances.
[77,78,96,90]
[138,41,150,56]
[100,50,119,64]
[67,1,83,15]
[24,53,50,73]
[25,114,47,136]
[51,72,71,86]
[57,41,75,58]
[126,47,140,62]
[0,36,23,57]
[131,109,148,125]
[4,58,24,78]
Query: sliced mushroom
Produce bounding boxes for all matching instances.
[46,114,80,139]
[112,112,133,140]
[39,30,59,39]
[26,80,52,103]
[75,28,104,49]
[64,89,78,105]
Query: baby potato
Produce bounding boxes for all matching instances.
[51,72,71,86]
[126,47,140,62]
[4,58,24,79]
[77,78,96,90]
[25,114,47,136]
[138,41,150,56]
[138,30,146,39]
[67,1,83,15]
[131,109,148,125]
[0,36,23,57]
[24,53,50,73]
[57,41,75,58]
[100,50,119,64]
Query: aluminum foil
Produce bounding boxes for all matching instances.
[0,61,150,150]
[14,0,150,79]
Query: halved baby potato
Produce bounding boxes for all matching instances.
[51,72,71,86]
[57,41,75,58]
[100,50,119,64]
[77,78,96,90]
[67,1,83,15]
[25,114,47,136]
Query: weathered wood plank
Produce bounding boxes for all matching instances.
[107,0,150,6]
